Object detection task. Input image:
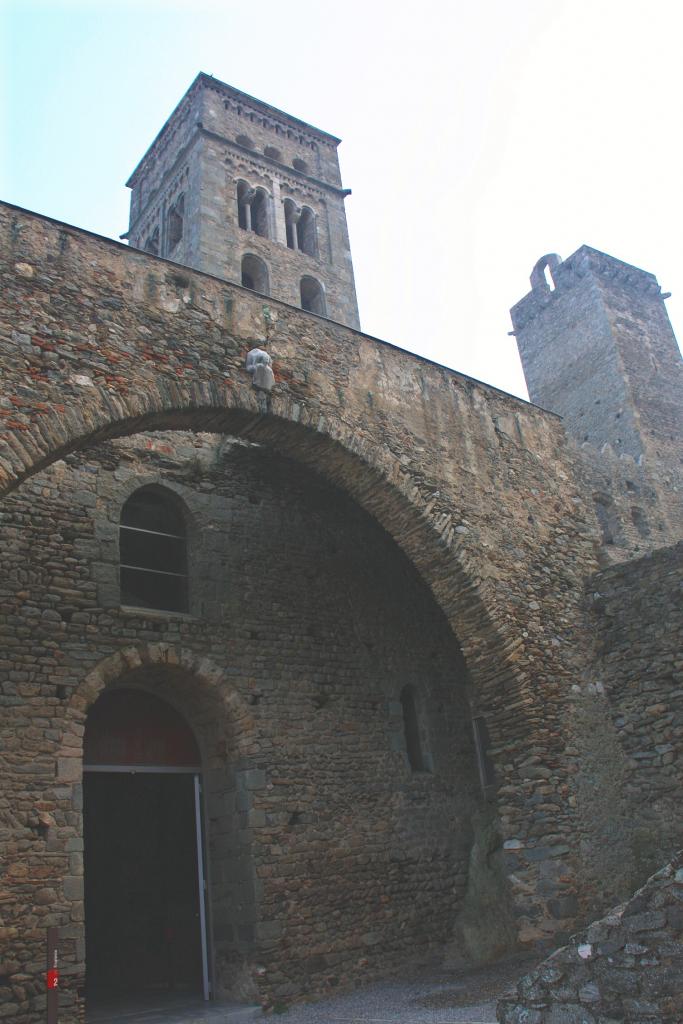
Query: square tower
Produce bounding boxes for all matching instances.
[125,73,360,329]
[511,247,683,541]
[511,247,682,464]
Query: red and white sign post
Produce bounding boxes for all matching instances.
[46,927,58,1024]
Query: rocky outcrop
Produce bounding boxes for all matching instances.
[497,851,683,1023]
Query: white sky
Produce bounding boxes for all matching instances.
[3,0,683,399]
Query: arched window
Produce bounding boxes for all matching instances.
[283,201,318,257]
[119,487,188,613]
[400,685,427,772]
[167,195,184,251]
[236,182,270,238]
[143,228,159,256]
[300,276,326,315]
[284,198,298,250]
[251,189,269,237]
[241,254,269,295]
[297,207,318,257]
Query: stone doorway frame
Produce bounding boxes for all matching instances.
[56,645,258,1016]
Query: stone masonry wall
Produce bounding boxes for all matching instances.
[572,440,678,566]
[497,850,683,1024]
[3,202,672,1012]
[0,429,482,1020]
[589,544,683,875]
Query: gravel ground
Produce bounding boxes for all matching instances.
[265,957,539,1024]
[86,957,538,1024]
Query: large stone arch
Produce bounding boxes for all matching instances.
[0,384,517,701]
[1,205,597,994]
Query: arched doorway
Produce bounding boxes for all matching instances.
[83,689,210,1008]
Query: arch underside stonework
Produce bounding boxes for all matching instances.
[29,432,497,1014]
[0,203,604,1016]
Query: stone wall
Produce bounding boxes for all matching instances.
[572,440,679,565]
[2,201,681,1019]
[0,430,483,1020]
[497,850,683,1024]
[589,544,683,876]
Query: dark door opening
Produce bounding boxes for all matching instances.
[84,771,203,999]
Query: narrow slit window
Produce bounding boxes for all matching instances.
[473,716,496,789]
[400,685,425,772]
[120,487,188,613]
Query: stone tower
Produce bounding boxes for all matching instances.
[511,247,683,536]
[125,73,360,329]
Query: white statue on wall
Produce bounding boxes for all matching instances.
[245,347,275,393]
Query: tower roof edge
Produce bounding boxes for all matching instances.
[126,72,342,189]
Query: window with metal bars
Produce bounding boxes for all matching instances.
[119,487,188,613]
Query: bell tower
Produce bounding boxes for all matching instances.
[125,73,360,329]
[511,247,683,539]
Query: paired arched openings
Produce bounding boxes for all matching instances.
[236,181,271,238]
[284,200,318,257]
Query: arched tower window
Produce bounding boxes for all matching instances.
[400,685,427,772]
[143,228,159,256]
[236,182,270,238]
[300,276,326,315]
[284,198,298,250]
[167,195,184,251]
[237,180,250,231]
[119,486,188,613]
[241,254,270,294]
[297,207,318,257]
[251,188,269,237]
[283,201,318,257]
